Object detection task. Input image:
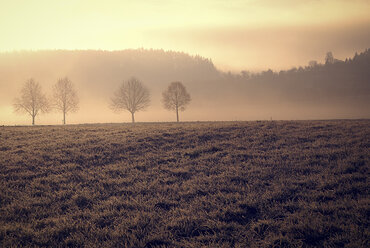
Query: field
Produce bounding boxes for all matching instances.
[0,120,369,247]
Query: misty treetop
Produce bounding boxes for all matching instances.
[0,49,218,86]
[237,49,370,87]
[232,49,370,105]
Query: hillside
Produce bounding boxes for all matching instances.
[0,49,219,100]
[230,49,370,106]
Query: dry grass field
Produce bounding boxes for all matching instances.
[0,120,369,247]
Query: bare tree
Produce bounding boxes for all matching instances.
[13,78,49,125]
[53,77,79,125]
[162,81,191,122]
[110,77,150,123]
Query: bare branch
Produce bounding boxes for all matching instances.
[162,81,191,122]
[110,77,150,123]
[13,78,50,125]
[53,77,79,124]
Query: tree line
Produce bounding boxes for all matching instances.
[13,77,191,125]
[233,50,370,93]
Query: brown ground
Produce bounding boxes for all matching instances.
[0,120,369,247]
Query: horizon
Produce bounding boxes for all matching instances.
[0,47,366,73]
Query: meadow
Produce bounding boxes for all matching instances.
[0,120,369,247]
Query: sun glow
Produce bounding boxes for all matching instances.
[0,0,369,69]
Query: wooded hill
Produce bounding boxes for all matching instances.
[0,48,369,121]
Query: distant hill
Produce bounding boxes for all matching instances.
[230,49,370,105]
[0,49,220,100]
[220,49,370,119]
[0,48,369,124]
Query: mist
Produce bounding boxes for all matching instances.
[0,49,369,125]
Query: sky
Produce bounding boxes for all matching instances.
[0,0,369,71]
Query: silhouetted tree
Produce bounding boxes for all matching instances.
[241,70,250,79]
[162,81,191,122]
[308,60,318,68]
[53,77,79,125]
[325,52,334,64]
[110,77,150,123]
[13,78,49,125]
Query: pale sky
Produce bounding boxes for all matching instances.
[1,0,369,70]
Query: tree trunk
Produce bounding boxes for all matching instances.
[32,115,35,125]
[131,112,135,123]
[176,106,179,122]
[63,111,66,125]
